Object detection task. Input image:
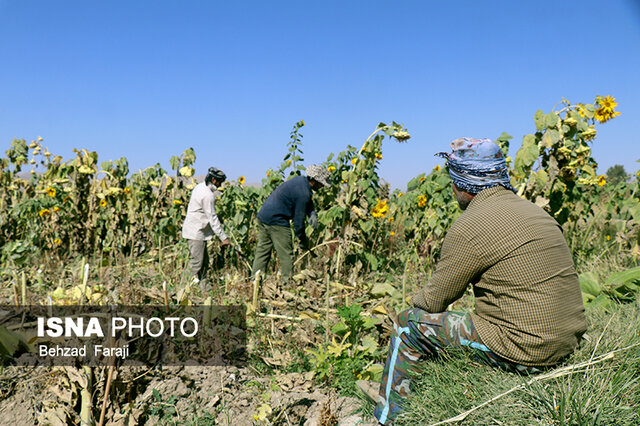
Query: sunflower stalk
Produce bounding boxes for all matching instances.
[252,271,262,313]
[325,276,330,345]
[21,272,26,306]
[80,365,95,426]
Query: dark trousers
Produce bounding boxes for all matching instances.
[251,221,293,281]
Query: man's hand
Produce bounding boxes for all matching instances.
[220,238,231,247]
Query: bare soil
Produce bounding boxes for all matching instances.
[0,364,377,425]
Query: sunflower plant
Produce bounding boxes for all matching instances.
[317,122,411,272]
[511,96,621,224]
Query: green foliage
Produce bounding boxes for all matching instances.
[145,389,178,422]
[1,240,36,266]
[0,97,636,297]
[509,98,620,225]
[0,326,31,364]
[283,119,306,178]
[606,164,628,185]
[580,265,640,308]
[604,266,640,301]
[1,98,636,424]
[306,303,384,393]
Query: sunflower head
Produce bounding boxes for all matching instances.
[594,95,620,123]
[582,127,597,141]
[392,130,411,143]
[594,107,620,124]
[596,95,618,110]
[371,199,389,218]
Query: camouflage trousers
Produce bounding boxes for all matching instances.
[374,308,541,424]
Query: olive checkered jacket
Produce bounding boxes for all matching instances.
[412,186,587,366]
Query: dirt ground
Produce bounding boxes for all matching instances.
[0,363,378,425]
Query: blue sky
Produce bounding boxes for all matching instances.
[1,0,639,188]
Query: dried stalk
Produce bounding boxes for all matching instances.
[257,312,303,321]
[252,271,262,312]
[325,276,330,344]
[98,362,115,426]
[429,344,640,425]
[162,281,169,313]
[294,239,362,265]
[80,365,94,426]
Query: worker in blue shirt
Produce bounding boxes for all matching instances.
[252,165,330,281]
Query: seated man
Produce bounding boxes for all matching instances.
[360,138,587,424]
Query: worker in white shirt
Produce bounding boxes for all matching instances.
[181,167,230,290]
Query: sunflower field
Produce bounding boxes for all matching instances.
[1,96,636,278]
[1,96,639,424]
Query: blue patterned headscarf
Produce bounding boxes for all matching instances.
[435,137,515,194]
